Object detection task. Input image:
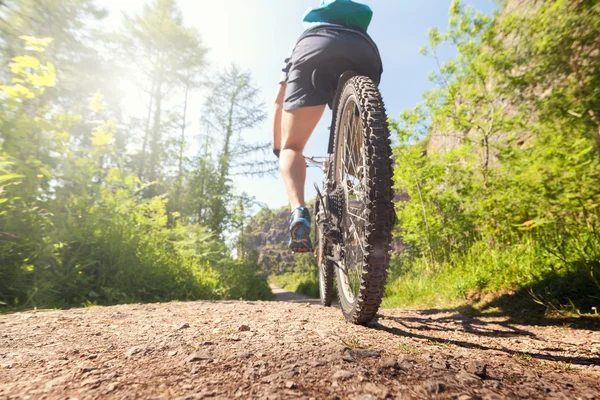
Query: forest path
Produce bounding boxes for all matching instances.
[269,284,320,304]
[1,299,599,399]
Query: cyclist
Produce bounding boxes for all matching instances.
[272,0,383,253]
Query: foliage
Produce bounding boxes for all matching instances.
[388,0,600,315]
[0,5,271,310]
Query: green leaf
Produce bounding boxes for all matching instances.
[18,36,54,53]
[0,173,23,184]
[91,125,114,146]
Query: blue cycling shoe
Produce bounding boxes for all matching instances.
[288,206,313,253]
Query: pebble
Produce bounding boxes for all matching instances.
[425,381,446,394]
[238,325,251,332]
[455,371,481,386]
[332,370,353,381]
[285,380,297,389]
[465,359,488,378]
[378,357,398,370]
[125,346,143,357]
[349,349,381,359]
[186,352,211,363]
[351,395,377,400]
[229,352,253,360]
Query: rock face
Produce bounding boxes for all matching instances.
[245,207,295,275]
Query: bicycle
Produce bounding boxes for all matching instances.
[307,69,394,325]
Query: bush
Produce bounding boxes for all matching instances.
[0,40,271,311]
[386,0,600,314]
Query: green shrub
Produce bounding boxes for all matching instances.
[386,0,600,315]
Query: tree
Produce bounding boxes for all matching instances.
[388,0,600,312]
[0,0,124,149]
[200,64,267,235]
[121,0,207,191]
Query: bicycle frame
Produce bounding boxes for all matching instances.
[304,156,328,170]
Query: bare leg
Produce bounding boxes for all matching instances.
[280,105,326,209]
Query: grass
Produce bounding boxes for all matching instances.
[341,337,365,348]
[512,352,536,367]
[381,247,600,319]
[397,343,419,354]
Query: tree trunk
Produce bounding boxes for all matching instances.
[177,78,189,181]
[138,79,156,180]
[146,68,164,196]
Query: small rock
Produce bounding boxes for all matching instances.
[262,372,282,383]
[398,359,412,370]
[243,367,257,380]
[79,364,98,374]
[379,357,398,370]
[458,395,472,400]
[332,370,353,381]
[432,361,448,369]
[285,380,297,389]
[485,381,501,390]
[81,378,102,388]
[178,323,190,330]
[238,325,251,332]
[104,382,118,393]
[352,395,377,400]
[364,382,388,397]
[87,354,99,360]
[125,346,143,358]
[186,352,211,363]
[349,349,381,359]
[465,360,487,378]
[432,354,449,369]
[327,353,342,363]
[342,350,355,362]
[425,381,446,394]
[455,371,481,386]
[168,350,178,357]
[230,352,253,359]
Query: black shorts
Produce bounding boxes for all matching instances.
[281,26,382,111]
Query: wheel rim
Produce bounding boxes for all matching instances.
[334,96,366,305]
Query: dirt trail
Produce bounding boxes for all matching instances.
[269,284,319,304]
[1,288,599,399]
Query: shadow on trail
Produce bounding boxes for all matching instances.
[370,298,600,367]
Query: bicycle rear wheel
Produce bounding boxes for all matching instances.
[331,75,393,325]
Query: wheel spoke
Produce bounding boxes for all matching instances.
[335,100,367,299]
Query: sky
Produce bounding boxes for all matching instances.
[98,0,497,211]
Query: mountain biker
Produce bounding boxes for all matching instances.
[272,0,383,253]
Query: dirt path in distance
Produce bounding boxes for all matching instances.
[268,284,319,304]
[1,288,599,399]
